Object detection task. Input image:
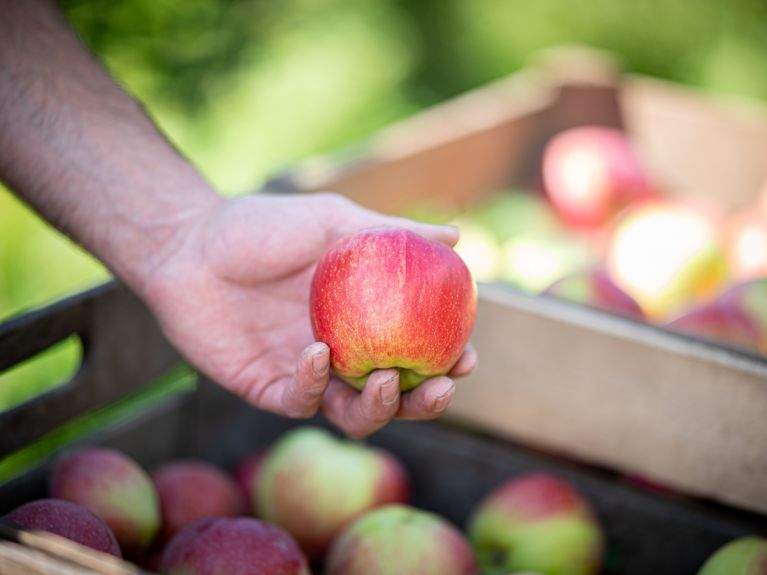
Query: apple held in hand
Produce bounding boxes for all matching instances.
[698,536,767,575]
[311,226,477,391]
[468,473,604,575]
[325,504,478,575]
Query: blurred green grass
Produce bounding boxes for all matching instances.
[2,0,767,406]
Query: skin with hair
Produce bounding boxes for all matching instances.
[0,0,476,438]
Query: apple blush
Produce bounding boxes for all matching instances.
[310,226,477,391]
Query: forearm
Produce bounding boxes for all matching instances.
[0,0,221,293]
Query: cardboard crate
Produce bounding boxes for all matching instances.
[265,48,767,516]
[1,285,767,574]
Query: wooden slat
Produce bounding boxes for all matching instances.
[0,282,180,457]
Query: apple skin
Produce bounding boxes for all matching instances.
[543,268,645,319]
[4,499,122,557]
[310,226,477,391]
[233,451,266,516]
[605,199,728,321]
[257,426,409,559]
[325,504,478,575]
[542,126,655,230]
[697,536,767,575]
[664,300,761,352]
[49,447,160,557]
[151,460,246,544]
[467,473,604,575]
[716,279,767,353]
[159,517,310,575]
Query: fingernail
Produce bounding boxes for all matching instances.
[312,349,329,377]
[432,380,455,411]
[380,372,400,406]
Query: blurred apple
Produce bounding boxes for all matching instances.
[664,301,760,352]
[469,191,561,241]
[233,451,266,516]
[724,209,767,282]
[543,268,645,319]
[325,505,478,575]
[698,536,767,575]
[257,427,409,559]
[606,199,728,320]
[468,473,604,575]
[500,230,594,293]
[717,278,767,352]
[452,219,503,281]
[542,126,655,230]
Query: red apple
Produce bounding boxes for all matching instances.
[468,473,604,575]
[542,126,655,230]
[160,517,310,575]
[698,536,767,575]
[664,301,761,352]
[544,268,645,319]
[310,227,476,390]
[152,460,246,544]
[716,279,767,353]
[257,426,409,559]
[50,447,160,557]
[4,499,122,557]
[325,504,478,575]
[606,199,728,320]
[232,451,266,516]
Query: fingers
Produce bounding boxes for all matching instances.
[321,369,402,438]
[448,344,477,377]
[396,376,455,421]
[278,342,331,418]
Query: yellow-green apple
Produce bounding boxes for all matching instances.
[543,268,645,319]
[325,504,478,575]
[4,499,122,557]
[452,219,503,281]
[716,279,767,352]
[467,473,604,575]
[233,451,266,515]
[500,230,594,293]
[542,126,656,230]
[664,301,761,352]
[697,536,767,575]
[605,199,728,320]
[50,447,160,557]
[724,209,767,282]
[151,460,245,544]
[469,190,561,241]
[257,426,409,559]
[310,226,476,391]
[160,517,310,575]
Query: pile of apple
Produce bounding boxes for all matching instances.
[453,126,767,354]
[4,427,607,575]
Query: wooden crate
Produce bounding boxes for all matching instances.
[265,48,767,516]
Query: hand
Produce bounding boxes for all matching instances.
[141,192,477,437]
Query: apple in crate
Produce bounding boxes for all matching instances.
[4,499,122,557]
[724,209,767,281]
[542,126,655,230]
[717,278,767,352]
[697,536,767,575]
[543,268,645,319]
[310,227,476,391]
[160,517,309,575]
[325,504,478,575]
[606,199,728,320]
[468,473,604,575]
[664,301,761,352]
[257,426,409,558]
[50,447,160,556]
[233,451,266,515]
[152,460,245,543]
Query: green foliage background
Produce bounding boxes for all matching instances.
[1,0,766,406]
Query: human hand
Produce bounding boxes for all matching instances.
[141,192,476,437]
